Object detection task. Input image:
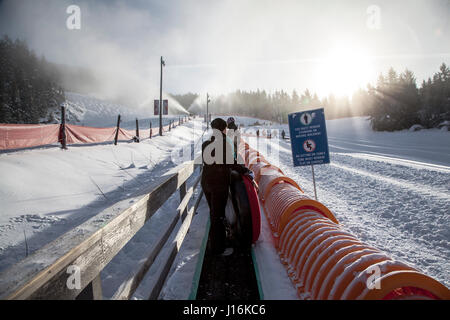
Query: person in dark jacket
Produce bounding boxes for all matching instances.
[201,118,252,256]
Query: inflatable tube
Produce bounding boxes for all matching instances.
[351,270,450,300]
[255,164,284,183]
[242,175,261,244]
[229,171,261,246]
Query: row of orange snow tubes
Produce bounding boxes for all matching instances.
[238,141,449,300]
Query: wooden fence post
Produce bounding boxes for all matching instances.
[60,105,67,150]
[114,114,121,145]
[76,274,103,300]
[135,118,140,142]
[149,122,152,139]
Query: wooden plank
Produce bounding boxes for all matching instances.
[148,206,196,300]
[91,274,103,300]
[177,187,193,219]
[179,182,188,218]
[148,246,178,300]
[112,177,200,300]
[76,274,103,300]
[0,158,199,300]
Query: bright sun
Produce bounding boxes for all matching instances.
[317,47,374,97]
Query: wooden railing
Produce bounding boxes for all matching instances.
[0,157,204,300]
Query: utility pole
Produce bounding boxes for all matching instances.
[159,56,165,136]
[206,93,211,129]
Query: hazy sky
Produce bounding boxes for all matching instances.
[0,0,449,102]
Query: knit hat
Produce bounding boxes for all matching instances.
[211,118,227,131]
[226,117,235,125]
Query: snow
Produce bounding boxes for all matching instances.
[0,118,205,274]
[251,209,298,300]
[409,124,424,132]
[149,191,210,300]
[235,115,449,289]
[0,109,448,299]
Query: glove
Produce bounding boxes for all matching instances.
[245,170,255,181]
[245,171,259,191]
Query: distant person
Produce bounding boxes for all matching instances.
[256,129,260,138]
[281,130,286,140]
[201,118,253,256]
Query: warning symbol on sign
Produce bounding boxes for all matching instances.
[300,112,313,126]
[303,139,316,152]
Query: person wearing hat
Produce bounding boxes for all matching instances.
[201,118,253,256]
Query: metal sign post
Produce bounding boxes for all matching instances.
[311,165,317,200]
[159,56,165,136]
[206,93,210,129]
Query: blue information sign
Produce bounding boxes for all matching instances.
[288,108,330,167]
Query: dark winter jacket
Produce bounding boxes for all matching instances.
[201,131,249,190]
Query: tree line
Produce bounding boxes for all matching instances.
[177,63,449,131]
[0,36,65,124]
[367,64,449,131]
[1,35,448,131]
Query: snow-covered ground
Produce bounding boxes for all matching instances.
[234,115,449,288]
[0,119,205,272]
[0,109,448,299]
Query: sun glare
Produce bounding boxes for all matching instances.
[317,47,374,97]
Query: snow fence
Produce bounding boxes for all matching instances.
[238,141,450,300]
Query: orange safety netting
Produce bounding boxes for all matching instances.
[65,124,116,144]
[0,122,176,151]
[0,124,60,150]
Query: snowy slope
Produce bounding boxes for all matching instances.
[58,92,185,128]
[0,119,206,275]
[235,116,449,288]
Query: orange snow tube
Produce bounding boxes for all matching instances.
[344,270,450,300]
[250,163,282,183]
